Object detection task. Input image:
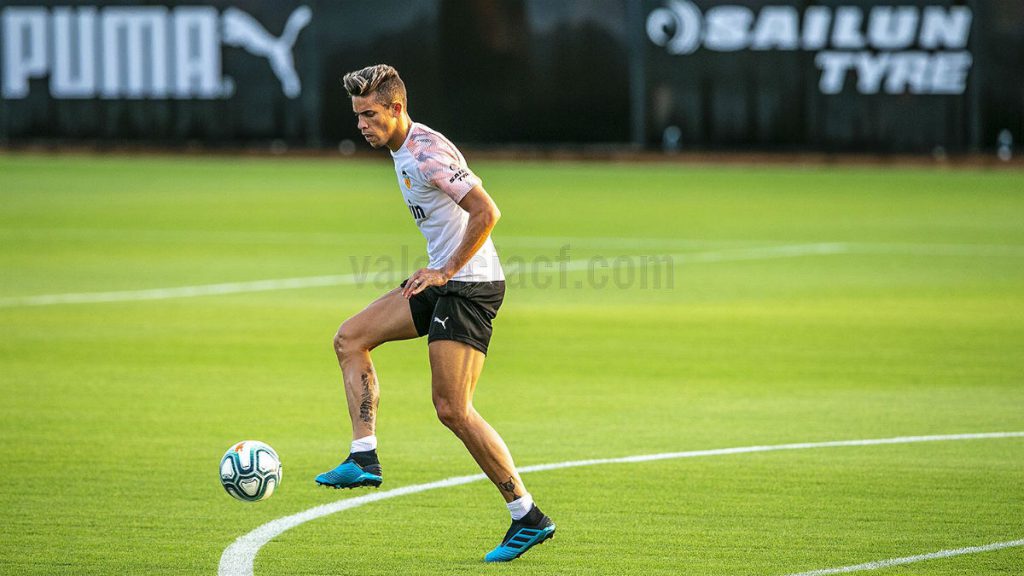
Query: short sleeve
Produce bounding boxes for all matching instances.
[417,146,482,203]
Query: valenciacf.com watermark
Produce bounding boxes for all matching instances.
[348,244,675,290]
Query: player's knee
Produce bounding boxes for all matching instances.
[333,321,365,360]
[433,399,470,432]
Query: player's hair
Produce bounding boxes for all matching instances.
[342,64,407,108]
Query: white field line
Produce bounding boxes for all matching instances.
[4,240,1023,308]
[842,242,1024,257]
[9,227,1024,254]
[217,431,1024,576]
[0,243,839,308]
[512,238,1024,256]
[784,539,1024,576]
[0,272,385,307]
[0,228,753,249]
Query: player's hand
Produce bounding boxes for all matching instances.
[403,268,448,299]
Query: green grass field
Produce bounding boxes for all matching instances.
[1,154,1022,575]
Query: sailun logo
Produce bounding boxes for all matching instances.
[0,5,312,100]
[646,1,973,95]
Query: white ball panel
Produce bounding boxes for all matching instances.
[239,477,261,497]
[256,451,278,474]
[261,477,277,500]
[237,443,253,470]
[220,458,236,479]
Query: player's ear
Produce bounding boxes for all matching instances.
[390,101,403,117]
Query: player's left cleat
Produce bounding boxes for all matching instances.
[314,451,382,489]
[484,505,556,562]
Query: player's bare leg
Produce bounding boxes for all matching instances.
[335,286,419,438]
[315,287,419,488]
[429,340,525,500]
[429,340,555,561]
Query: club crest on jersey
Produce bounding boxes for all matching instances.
[401,170,412,189]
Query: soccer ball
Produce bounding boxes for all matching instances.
[219,440,282,502]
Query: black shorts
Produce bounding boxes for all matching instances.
[401,279,506,355]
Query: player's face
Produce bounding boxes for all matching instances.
[352,95,399,149]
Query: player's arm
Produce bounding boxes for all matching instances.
[443,185,501,279]
[403,185,500,298]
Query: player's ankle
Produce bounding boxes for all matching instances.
[521,504,544,525]
[350,434,377,453]
[506,492,535,521]
[348,449,379,467]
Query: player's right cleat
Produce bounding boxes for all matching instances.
[315,451,382,489]
[484,505,556,562]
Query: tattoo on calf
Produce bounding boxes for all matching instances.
[359,371,376,423]
[498,476,517,494]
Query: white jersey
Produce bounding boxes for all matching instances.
[390,122,504,282]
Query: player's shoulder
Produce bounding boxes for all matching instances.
[406,123,464,161]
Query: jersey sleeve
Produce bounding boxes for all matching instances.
[417,144,482,204]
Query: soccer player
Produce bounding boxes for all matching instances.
[315,64,555,562]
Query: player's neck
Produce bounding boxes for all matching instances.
[387,115,412,152]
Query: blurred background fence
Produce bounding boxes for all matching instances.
[1,0,1021,153]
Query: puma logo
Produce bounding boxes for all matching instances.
[222,6,312,98]
[433,316,449,330]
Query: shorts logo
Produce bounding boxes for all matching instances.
[433,316,449,330]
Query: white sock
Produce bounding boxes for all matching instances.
[350,435,377,453]
[506,492,534,521]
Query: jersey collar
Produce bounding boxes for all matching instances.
[390,121,417,156]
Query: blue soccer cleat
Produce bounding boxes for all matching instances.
[315,453,382,489]
[484,506,556,562]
